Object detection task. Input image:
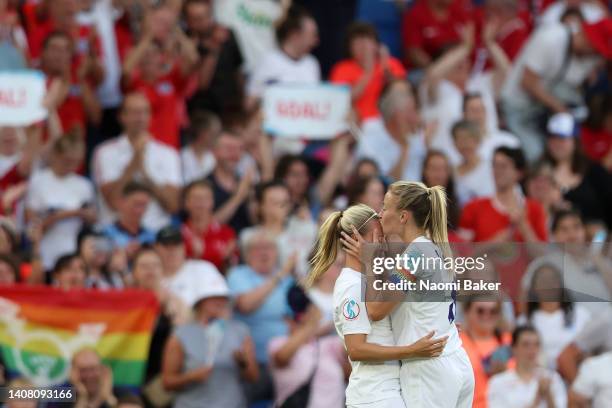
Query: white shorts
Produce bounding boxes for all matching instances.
[400,347,475,408]
[348,395,406,408]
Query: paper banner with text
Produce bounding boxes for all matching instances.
[0,70,48,126]
[263,84,350,139]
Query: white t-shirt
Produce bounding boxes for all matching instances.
[434,128,520,167]
[180,146,216,185]
[163,259,223,304]
[455,160,496,207]
[519,306,590,369]
[77,0,122,108]
[502,23,600,108]
[333,267,401,405]
[488,368,567,408]
[356,118,427,182]
[26,168,95,270]
[213,0,282,74]
[421,73,499,159]
[572,352,612,408]
[539,2,605,26]
[390,237,462,358]
[390,236,463,358]
[92,135,181,232]
[247,49,321,98]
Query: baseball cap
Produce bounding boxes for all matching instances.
[186,269,230,308]
[547,113,576,138]
[582,18,612,59]
[156,225,183,245]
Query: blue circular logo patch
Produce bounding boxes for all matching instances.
[342,299,360,320]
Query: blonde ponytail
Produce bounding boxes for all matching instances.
[389,181,453,262]
[304,211,342,288]
[427,186,452,260]
[304,204,378,287]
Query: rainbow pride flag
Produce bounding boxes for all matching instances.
[0,285,159,388]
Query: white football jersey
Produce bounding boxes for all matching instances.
[390,236,462,358]
[333,267,402,405]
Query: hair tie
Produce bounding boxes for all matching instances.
[339,211,344,218]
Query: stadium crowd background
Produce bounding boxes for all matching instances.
[1,0,612,407]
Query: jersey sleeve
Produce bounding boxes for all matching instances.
[337,293,371,336]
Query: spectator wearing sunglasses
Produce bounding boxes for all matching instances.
[460,296,512,408]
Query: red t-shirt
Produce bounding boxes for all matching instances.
[127,65,187,148]
[45,74,86,134]
[329,58,406,121]
[402,0,470,63]
[581,127,612,162]
[181,221,236,272]
[472,8,529,68]
[459,196,548,242]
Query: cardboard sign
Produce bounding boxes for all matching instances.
[0,70,47,126]
[263,84,350,139]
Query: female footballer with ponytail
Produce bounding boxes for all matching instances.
[341,182,475,408]
[306,203,448,408]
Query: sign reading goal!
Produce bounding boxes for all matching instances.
[263,83,350,139]
[0,70,47,126]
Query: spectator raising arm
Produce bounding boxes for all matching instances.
[423,23,475,103]
[482,18,511,98]
[315,132,352,206]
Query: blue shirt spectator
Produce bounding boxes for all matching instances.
[100,181,155,256]
[226,228,295,363]
[227,264,293,363]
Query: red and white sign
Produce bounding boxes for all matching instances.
[263,84,350,139]
[0,71,47,126]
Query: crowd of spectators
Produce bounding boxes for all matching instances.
[1,0,612,407]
